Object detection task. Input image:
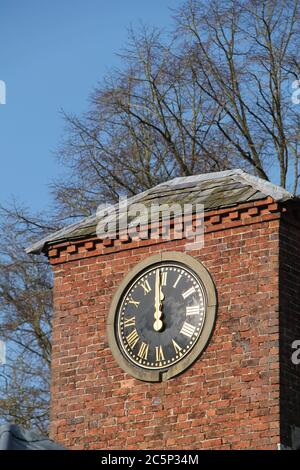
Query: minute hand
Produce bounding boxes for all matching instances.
[153,269,163,332]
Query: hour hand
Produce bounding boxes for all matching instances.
[153,269,164,332]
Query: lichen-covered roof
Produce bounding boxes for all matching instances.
[26,169,293,255]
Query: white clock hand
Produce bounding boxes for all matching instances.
[154,268,163,332]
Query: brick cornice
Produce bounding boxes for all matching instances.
[47,197,283,265]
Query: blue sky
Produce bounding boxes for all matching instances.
[0,0,181,211]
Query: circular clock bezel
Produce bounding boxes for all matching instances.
[107,251,217,382]
[117,262,207,370]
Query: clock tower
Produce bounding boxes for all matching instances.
[27,169,300,450]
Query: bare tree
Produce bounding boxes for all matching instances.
[54,0,300,221]
[0,204,56,434]
[176,0,300,191]
[53,25,233,218]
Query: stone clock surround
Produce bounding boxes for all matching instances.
[107,251,217,382]
[43,195,300,450]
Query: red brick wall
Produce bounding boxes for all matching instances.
[279,209,300,448]
[49,201,282,450]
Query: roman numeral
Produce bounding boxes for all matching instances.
[173,274,182,288]
[186,305,200,316]
[155,345,165,362]
[124,316,136,328]
[128,298,140,308]
[161,271,167,286]
[138,342,149,360]
[172,339,182,356]
[182,286,196,299]
[126,329,139,348]
[180,322,196,338]
[141,279,151,295]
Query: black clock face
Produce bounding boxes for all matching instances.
[116,262,207,371]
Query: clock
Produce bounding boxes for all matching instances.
[107,252,217,381]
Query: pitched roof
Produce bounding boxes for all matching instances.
[26,169,294,255]
[0,424,65,450]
